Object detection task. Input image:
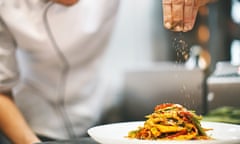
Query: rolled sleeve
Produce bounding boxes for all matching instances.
[0,18,19,92]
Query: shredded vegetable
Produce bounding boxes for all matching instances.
[127,103,213,140]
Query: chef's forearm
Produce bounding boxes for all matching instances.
[0,93,40,144]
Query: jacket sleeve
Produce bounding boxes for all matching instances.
[0,18,19,92]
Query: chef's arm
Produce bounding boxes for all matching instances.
[0,19,40,144]
[0,92,40,144]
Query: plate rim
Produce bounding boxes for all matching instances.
[88,121,240,144]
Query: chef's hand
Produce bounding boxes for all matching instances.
[162,0,212,32]
[51,0,79,6]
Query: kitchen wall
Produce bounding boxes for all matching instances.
[102,0,172,84]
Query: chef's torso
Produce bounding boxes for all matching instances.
[0,0,119,139]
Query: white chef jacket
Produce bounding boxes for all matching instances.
[0,0,119,139]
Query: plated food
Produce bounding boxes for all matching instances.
[127,103,213,140]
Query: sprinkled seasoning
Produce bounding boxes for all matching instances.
[172,33,190,64]
[171,33,194,108]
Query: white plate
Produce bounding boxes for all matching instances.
[88,121,240,144]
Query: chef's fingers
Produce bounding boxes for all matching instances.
[162,0,185,31]
[162,0,173,29]
[183,0,194,32]
[162,0,202,32]
[172,0,184,31]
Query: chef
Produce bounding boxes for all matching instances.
[0,0,211,143]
